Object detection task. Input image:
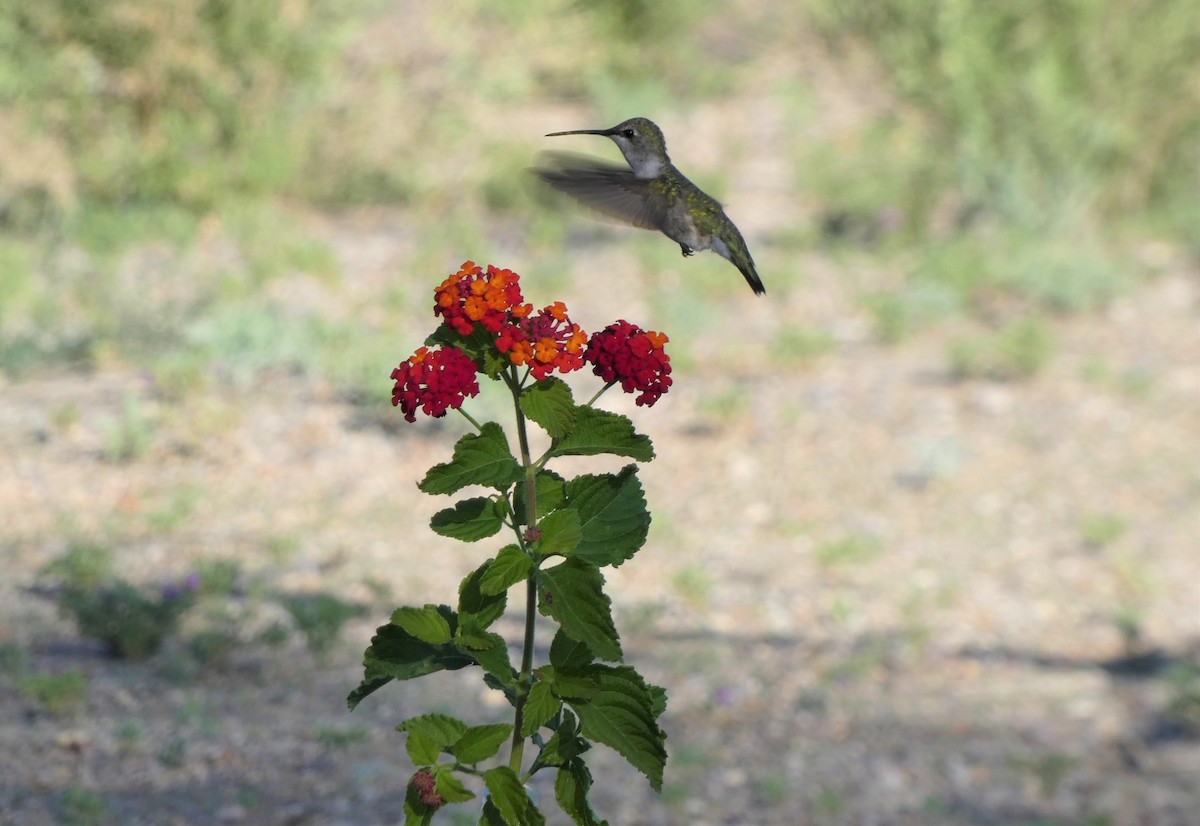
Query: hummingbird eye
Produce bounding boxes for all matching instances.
[621,129,635,138]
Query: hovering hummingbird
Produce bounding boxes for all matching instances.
[534,117,765,295]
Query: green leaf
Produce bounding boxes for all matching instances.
[567,665,667,791]
[564,467,650,566]
[452,723,513,764]
[480,545,532,596]
[538,559,621,662]
[482,766,544,826]
[397,713,468,764]
[521,680,561,737]
[549,629,595,674]
[432,764,476,803]
[540,710,587,766]
[402,801,434,826]
[479,799,508,826]
[419,422,521,495]
[348,611,473,710]
[456,630,514,685]
[391,604,453,645]
[550,407,653,461]
[426,324,508,377]
[519,377,577,439]
[555,760,605,826]
[549,674,600,701]
[536,508,582,557]
[459,560,508,632]
[512,470,566,525]
[431,497,505,541]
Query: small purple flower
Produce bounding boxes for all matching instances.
[183,572,200,592]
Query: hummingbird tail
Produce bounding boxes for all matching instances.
[736,258,766,296]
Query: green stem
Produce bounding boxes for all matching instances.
[456,406,485,432]
[508,366,540,774]
[585,380,617,408]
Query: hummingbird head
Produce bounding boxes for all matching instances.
[545,117,670,179]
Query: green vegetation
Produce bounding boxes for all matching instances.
[280,592,367,656]
[807,0,1199,342]
[3,0,1197,386]
[814,534,883,568]
[38,548,365,662]
[18,668,89,715]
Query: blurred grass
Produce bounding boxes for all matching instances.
[805,0,1200,339]
[1,0,1197,388]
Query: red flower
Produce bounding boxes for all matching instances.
[390,346,480,422]
[585,320,673,406]
[498,301,588,380]
[434,261,531,336]
[429,262,590,380]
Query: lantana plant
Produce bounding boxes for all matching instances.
[349,262,672,824]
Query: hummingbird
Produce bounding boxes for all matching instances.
[534,117,765,295]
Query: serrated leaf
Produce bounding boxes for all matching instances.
[453,723,513,764]
[431,497,505,541]
[397,713,469,764]
[459,560,508,632]
[519,378,577,439]
[425,324,508,377]
[397,713,469,745]
[456,630,514,685]
[480,545,532,595]
[555,760,604,826]
[403,800,434,826]
[538,559,621,662]
[348,611,473,710]
[512,471,566,525]
[420,423,522,495]
[550,407,653,461]
[549,629,595,674]
[648,682,668,719]
[563,467,649,566]
[521,680,561,737]
[432,764,476,804]
[482,766,543,826]
[536,508,582,557]
[538,711,587,768]
[479,798,508,826]
[550,674,600,701]
[391,604,453,645]
[567,665,667,791]
[404,728,441,765]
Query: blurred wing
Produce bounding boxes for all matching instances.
[533,151,666,231]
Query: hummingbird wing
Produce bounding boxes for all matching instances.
[532,152,668,232]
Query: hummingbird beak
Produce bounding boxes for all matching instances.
[544,128,610,138]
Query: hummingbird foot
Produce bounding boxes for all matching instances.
[679,244,695,258]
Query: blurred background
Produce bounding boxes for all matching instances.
[1,1,1198,824]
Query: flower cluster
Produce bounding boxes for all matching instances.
[390,346,480,422]
[435,261,586,380]
[409,769,444,810]
[391,262,673,422]
[434,261,530,336]
[585,320,673,407]
[497,301,588,380]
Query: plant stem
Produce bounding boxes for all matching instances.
[508,367,540,774]
[585,380,617,408]
[456,406,485,432]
